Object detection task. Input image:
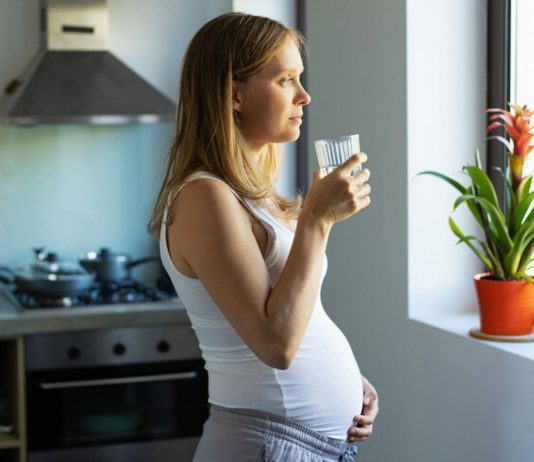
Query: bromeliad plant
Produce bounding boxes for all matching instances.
[420,104,534,284]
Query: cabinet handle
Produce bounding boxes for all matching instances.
[39,371,197,389]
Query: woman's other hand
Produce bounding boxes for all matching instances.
[347,375,379,443]
[303,153,371,227]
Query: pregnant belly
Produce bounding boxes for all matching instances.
[278,318,364,440]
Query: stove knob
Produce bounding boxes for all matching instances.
[67,345,81,360]
[157,340,170,353]
[113,342,126,356]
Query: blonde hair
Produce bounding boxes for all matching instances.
[148,12,306,234]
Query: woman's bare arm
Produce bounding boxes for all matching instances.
[169,154,370,369]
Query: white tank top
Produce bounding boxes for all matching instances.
[160,171,363,440]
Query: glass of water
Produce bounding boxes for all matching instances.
[314,134,361,176]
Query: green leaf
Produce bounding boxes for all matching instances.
[510,191,534,235]
[463,186,485,227]
[518,201,534,227]
[475,149,483,169]
[417,169,485,227]
[517,239,534,275]
[518,272,534,286]
[454,194,512,254]
[480,241,504,277]
[464,165,500,209]
[417,171,466,194]
[448,216,493,270]
[492,166,514,225]
[517,176,533,204]
[504,226,534,274]
[463,167,506,260]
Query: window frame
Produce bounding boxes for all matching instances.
[487,0,512,209]
[296,0,309,194]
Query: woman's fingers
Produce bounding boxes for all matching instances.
[353,181,371,212]
[306,154,371,224]
[354,414,375,426]
[337,153,367,175]
[354,182,371,198]
[346,375,379,443]
[347,423,373,441]
[346,415,375,441]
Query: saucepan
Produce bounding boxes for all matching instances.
[79,247,159,282]
[0,248,95,297]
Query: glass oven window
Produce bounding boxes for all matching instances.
[26,360,208,451]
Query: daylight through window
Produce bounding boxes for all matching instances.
[511,0,534,175]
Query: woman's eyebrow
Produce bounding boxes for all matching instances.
[272,66,305,76]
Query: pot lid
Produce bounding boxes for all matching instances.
[82,247,129,262]
[17,251,91,281]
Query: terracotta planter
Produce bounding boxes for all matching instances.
[474,273,534,335]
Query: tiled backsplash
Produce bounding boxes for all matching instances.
[0,123,172,279]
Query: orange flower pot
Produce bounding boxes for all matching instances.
[474,273,534,335]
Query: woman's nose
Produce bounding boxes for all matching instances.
[297,84,311,106]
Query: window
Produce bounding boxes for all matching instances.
[488,0,534,195]
[511,0,534,175]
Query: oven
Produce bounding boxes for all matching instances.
[24,324,209,462]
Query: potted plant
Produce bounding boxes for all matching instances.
[420,104,534,336]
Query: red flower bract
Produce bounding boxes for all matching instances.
[486,104,534,192]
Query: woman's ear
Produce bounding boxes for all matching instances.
[232,81,242,112]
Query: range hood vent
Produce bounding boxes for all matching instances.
[0,0,175,126]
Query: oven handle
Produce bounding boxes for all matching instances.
[39,371,198,390]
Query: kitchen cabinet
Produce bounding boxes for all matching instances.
[0,338,27,462]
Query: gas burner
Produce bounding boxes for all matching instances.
[8,279,171,309]
[34,296,81,308]
[13,290,90,309]
[89,279,159,305]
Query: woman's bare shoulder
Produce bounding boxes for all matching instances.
[168,177,254,251]
[172,177,242,218]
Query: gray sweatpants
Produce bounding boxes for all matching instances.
[193,404,358,462]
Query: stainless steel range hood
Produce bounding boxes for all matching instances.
[0,0,175,126]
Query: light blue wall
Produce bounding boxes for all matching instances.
[0,123,171,272]
[0,0,301,276]
[0,0,233,279]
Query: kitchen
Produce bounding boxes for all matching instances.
[1,0,303,461]
[0,0,236,461]
[3,1,534,462]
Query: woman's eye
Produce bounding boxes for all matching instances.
[281,77,293,85]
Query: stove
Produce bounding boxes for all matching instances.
[4,279,173,310]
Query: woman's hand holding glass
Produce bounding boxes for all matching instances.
[303,153,371,227]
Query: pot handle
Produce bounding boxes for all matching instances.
[126,257,159,269]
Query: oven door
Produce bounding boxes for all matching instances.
[26,359,208,462]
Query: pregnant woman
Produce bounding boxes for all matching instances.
[149,12,378,461]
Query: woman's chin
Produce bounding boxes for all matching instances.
[282,129,301,144]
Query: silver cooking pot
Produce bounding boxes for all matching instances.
[79,247,158,282]
[0,249,95,297]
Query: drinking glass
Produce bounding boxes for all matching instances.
[314,134,361,176]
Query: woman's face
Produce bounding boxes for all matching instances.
[232,39,311,154]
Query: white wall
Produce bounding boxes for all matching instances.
[306,0,534,461]
[408,0,485,319]
[233,0,295,25]
[109,0,231,102]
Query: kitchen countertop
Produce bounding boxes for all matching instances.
[0,288,190,338]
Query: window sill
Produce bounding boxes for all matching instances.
[411,312,534,361]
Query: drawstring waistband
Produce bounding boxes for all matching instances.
[209,404,358,461]
[340,444,358,461]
